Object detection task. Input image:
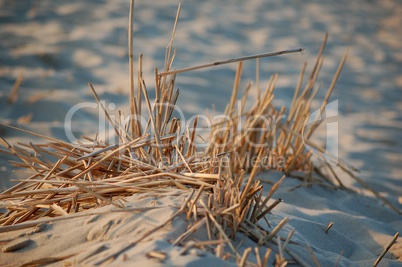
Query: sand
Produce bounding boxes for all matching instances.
[0,171,400,266]
[0,191,235,266]
[1,0,402,266]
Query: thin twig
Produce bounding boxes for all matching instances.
[373,232,399,267]
[128,0,136,138]
[158,48,304,77]
[8,71,24,104]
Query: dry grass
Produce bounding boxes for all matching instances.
[0,2,387,266]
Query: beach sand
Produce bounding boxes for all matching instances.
[1,0,402,266]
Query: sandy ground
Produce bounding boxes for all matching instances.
[1,0,402,266]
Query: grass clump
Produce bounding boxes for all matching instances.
[0,3,372,266]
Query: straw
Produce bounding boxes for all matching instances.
[7,71,24,104]
[159,48,304,77]
[373,232,399,267]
